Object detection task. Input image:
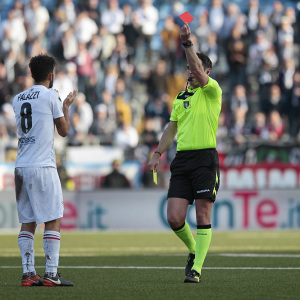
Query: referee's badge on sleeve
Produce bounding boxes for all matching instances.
[184,101,190,109]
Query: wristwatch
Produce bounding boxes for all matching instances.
[182,40,193,48]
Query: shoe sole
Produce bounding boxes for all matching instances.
[22,281,43,286]
[22,278,43,287]
[184,278,201,283]
[43,279,74,287]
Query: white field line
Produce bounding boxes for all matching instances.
[1,251,300,258]
[1,246,300,253]
[0,266,300,270]
[216,253,300,258]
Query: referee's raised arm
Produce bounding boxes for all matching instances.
[180,23,210,87]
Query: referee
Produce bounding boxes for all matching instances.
[148,23,222,283]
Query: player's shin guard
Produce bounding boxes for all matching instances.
[173,222,196,254]
[43,231,61,277]
[18,231,36,275]
[192,224,212,275]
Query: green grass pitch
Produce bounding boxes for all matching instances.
[0,231,299,300]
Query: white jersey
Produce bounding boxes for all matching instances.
[13,85,64,168]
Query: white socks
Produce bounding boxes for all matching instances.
[18,231,36,275]
[43,230,61,276]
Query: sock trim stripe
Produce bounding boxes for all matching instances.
[173,222,186,232]
[43,237,61,240]
[18,234,33,240]
[197,224,211,229]
[44,233,61,236]
[43,233,61,238]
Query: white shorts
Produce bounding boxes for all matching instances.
[15,167,64,224]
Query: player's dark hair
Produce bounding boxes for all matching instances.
[29,54,56,83]
[196,52,212,70]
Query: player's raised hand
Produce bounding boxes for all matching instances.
[64,90,78,108]
[180,22,191,43]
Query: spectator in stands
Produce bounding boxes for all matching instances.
[226,26,247,89]
[258,61,278,113]
[250,111,269,141]
[248,30,272,75]
[246,0,260,37]
[69,92,93,145]
[270,0,285,32]
[145,94,170,132]
[122,7,141,59]
[279,35,298,66]
[256,13,276,44]
[24,0,50,46]
[89,103,117,145]
[65,62,78,90]
[160,15,180,74]
[264,84,284,115]
[201,32,219,69]
[74,11,98,44]
[114,121,139,150]
[102,159,130,188]
[286,69,300,137]
[139,116,158,150]
[0,9,27,55]
[277,16,294,55]
[73,43,95,105]
[62,27,78,61]
[230,107,250,145]
[208,0,225,37]
[221,3,242,41]
[0,61,10,107]
[100,89,117,120]
[104,63,119,95]
[231,85,248,115]
[195,10,211,46]
[216,111,229,153]
[99,26,117,66]
[110,33,130,75]
[146,59,169,98]
[0,102,16,139]
[101,0,124,35]
[279,58,296,119]
[134,0,159,64]
[115,76,131,102]
[53,69,75,101]
[57,0,77,27]
[267,110,285,141]
[85,0,101,27]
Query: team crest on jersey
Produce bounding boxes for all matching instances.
[184,101,190,109]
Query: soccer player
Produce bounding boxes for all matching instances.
[12,54,77,286]
[148,23,222,283]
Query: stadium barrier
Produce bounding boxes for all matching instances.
[0,189,299,231]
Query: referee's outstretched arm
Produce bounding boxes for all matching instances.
[148,121,177,172]
[180,23,210,87]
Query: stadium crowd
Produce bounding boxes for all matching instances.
[0,0,299,171]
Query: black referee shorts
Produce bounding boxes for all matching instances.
[167,149,220,204]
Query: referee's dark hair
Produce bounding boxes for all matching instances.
[29,53,56,83]
[196,52,212,70]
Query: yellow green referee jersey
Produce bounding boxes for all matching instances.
[170,76,222,151]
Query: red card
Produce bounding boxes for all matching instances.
[179,11,194,23]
